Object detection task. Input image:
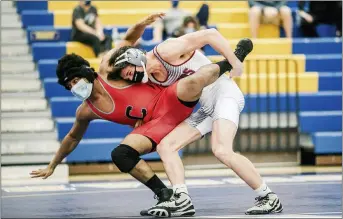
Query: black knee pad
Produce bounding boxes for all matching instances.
[111,144,141,173]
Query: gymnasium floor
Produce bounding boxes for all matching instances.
[2,167,342,218]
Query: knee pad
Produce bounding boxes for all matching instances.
[111,144,141,173]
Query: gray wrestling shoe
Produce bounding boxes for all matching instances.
[146,191,195,218]
[245,192,283,215]
[140,188,173,216]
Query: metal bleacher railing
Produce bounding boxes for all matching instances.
[184,58,300,154]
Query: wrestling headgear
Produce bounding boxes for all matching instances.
[114,48,149,83]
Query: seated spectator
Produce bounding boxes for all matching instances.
[248,0,293,38]
[195,3,210,30]
[297,1,342,37]
[71,1,112,57]
[151,0,209,43]
[172,16,200,38]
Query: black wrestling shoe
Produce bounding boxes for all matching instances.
[245,192,283,215]
[224,38,253,72]
[234,38,254,62]
[147,192,195,217]
[140,188,173,216]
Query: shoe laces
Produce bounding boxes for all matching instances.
[234,46,246,61]
[254,195,270,207]
[153,192,177,205]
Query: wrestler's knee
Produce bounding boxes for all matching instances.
[177,77,203,102]
[156,140,178,160]
[212,143,234,164]
[111,144,141,173]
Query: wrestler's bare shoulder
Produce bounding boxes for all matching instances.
[76,102,99,121]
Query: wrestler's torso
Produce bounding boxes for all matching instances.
[85,75,164,126]
[146,45,212,86]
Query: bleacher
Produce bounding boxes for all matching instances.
[15,1,342,165]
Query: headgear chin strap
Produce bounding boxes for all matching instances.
[114,48,149,83]
[58,65,98,90]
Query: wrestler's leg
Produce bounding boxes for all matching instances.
[157,122,202,186]
[176,38,253,103]
[112,134,172,198]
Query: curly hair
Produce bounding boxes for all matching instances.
[56,53,96,89]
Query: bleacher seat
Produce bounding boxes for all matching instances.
[306,54,342,72]
[205,38,292,56]
[312,132,342,154]
[318,72,342,91]
[292,38,342,55]
[22,9,250,27]
[17,1,248,13]
[26,26,153,44]
[2,118,54,132]
[299,111,342,133]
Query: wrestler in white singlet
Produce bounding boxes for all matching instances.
[151,46,245,136]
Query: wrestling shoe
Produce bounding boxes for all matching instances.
[234,38,254,62]
[140,188,173,216]
[245,192,283,215]
[226,38,253,72]
[147,191,195,217]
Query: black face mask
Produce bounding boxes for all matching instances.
[131,66,145,83]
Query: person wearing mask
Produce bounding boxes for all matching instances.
[151,0,210,43]
[172,16,200,38]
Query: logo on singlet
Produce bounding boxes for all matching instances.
[179,68,196,79]
[125,106,147,120]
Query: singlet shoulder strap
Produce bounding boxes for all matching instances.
[153,44,196,67]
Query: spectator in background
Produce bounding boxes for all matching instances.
[172,16,200,38]
[248,0,293,38]
[196,3,210,30]
[151,0,209,43]
[297,1,342,37]
[71,1,112,58]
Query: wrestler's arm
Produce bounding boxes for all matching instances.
[158,28,243,76]
[99,13,165,75]
[117,12,165,47]
[30,105,92,179]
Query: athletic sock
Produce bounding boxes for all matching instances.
[255,182,272,197]
[145,174,167,195]
[215,60,232,76]
[173,184,189,195]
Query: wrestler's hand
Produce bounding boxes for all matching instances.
[134,119,144,128]
[142,12,166,26]
[30,167,54,179]
[230,60,244,77]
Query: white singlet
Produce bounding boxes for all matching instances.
[151,45,245,135]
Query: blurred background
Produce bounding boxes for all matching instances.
[1,1,342,186]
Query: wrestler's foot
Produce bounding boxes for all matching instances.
[224,38,253,72]
[245,192,283,215]
[146,191,195,217]
[140,188,173,216]
[234,38,253,62]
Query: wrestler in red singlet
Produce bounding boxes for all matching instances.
[86,75,194,145]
